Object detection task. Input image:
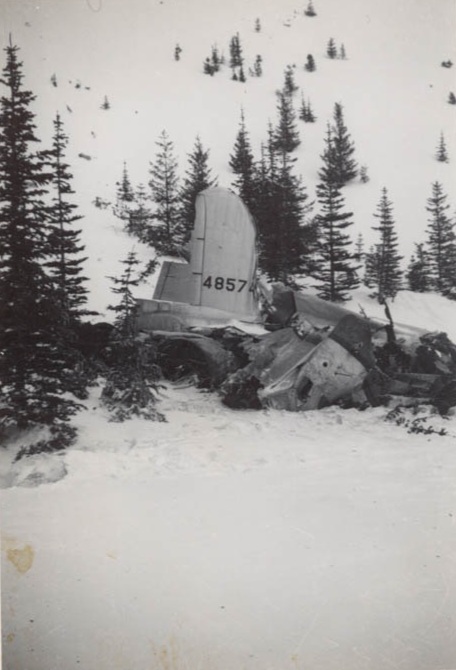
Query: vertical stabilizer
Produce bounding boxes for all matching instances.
[189,187,258,317]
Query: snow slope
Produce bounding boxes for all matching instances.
[1,0,456,316]
[2,2,456,669]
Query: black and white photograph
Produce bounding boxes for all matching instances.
[1,0,456,668]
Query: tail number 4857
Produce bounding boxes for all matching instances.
[202,276,250,293]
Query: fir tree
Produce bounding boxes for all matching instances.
[448,92,456,105]
[50,73,57,87]
[102,252,164,423]
[339,44,347,60]
[0,42,81,446]
[359,164,369,183]
[174,44,182,61]
[255,146,314,283]
[363,244,381,289]
[43,113,90,321]
[229,33,244,80]
[304,54,316,72]
[425,181,455,295]
[331,102,358,185]
[179,136,217,245]
[406,243,431,292]
[253,54,263,77]
[283,64,299,97]
[313,127,359,301]
[211,45,222,72]
[326,38,338,59]
[370,188,403,299]
[101,95,110,110]
[114,161,135,216]
[203,57,215,76]
[106,251,142,336]
[229,109,257,212]
[254,17,261,32]
[436,132,449,162]
[128,183,154,242]
[299,96,316,122]
[304,0,317,17]
[148,130,182,256]
[354,232,364,263]
[274,92,300,153]
[113,162,152,239]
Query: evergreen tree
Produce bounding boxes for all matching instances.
[304,54,316,72]
[354,232,364,262]
[363,244,381,289]
[203,57,215,76]
[0,42,81,445]
[283,64,299,97]
[229,109,257,212]
[299,96,316,122]
[229,33,244,80]
[102,251,164,422]
[359,164,370,183]
[253,54,263,77]
[106,251,142,336]
[174,44,182,61]
[313,127,359,301]
[113,163,153,240]
[436,132,449,162]
[101,95,110,110]
[255,146,314,283]
[254,18,261,32]
[326,38,338,59]
[211,45,222,72]
[148,130,182,256]
[179,136,217,245]
[331,102,358,185]
[425,181,455,295]
[114,161,135,218]
[128,183,154,242]
[43,113,90,321]
[406,243,431,292]
[448,92,456,105]
[339,44,347,60]
[304,0,317,17]
[274,92,300,153]
[370,188,403,299]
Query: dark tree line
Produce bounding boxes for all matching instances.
[0,43,168,455]
[0,42,89,452]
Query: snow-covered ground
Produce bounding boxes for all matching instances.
[2,0,456,668]
[2,364,456,670]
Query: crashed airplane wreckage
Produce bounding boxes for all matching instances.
[135,187,456,414]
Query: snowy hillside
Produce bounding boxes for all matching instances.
[2,3,456,670]
[2,0,456,316]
